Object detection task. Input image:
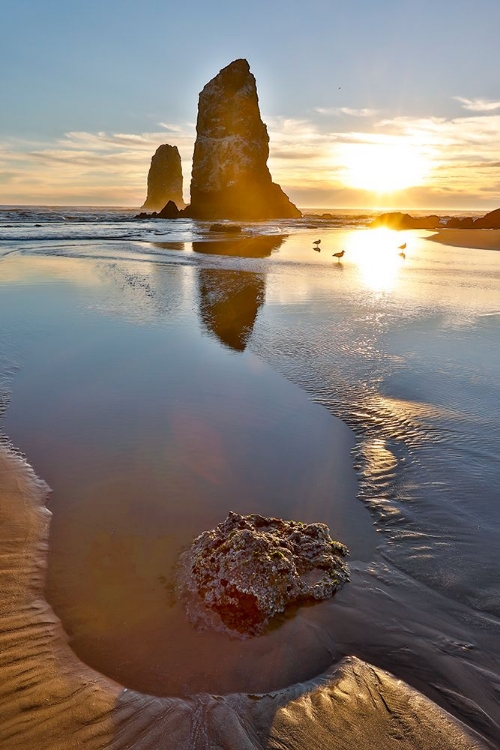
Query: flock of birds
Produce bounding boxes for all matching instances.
[312,238,407,261]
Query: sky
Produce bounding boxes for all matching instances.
[1,0,499,209]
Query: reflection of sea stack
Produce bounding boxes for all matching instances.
[194,235,284,351]
[185,59,301,221]
[142,144,184,211]
[195,234,284,352]
[198,269,265,351]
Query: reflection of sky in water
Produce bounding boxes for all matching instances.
[0,254,377,696]
[1,227,500,727]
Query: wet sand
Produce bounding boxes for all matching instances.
[428,229,500,250]
[0,445,484,748]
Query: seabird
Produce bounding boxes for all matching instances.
[313,239,321,246]
[398,242,407,250]
[332,250,345,261]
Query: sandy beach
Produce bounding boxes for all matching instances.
[427,229,500,250]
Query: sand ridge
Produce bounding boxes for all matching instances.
[0,444,488,748]
[427,229,500,251]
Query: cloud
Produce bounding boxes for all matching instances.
[0,126,197,205]
[267,110,500,207]
[454,97,500,112]
[0,109,499,208]
[158,122,195,133]
[316,107,377,117]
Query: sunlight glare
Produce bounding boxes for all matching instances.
[345,228,407,292]
[339,142,430,193]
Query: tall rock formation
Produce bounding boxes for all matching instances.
[142,144,184,211]
[186,59,301,221]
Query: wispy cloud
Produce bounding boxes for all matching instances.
[454,97,500,112]
[316,107,377,117]
[267,110,500,206]
[0,109,499,208]
[0,127,196,205]
[158,122,195,133]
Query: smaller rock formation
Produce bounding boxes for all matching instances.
[134,200,181,220]
[142,144,184,211]
[176,511,349,638]
[445,216,475,229]
[185,59,302,221]
[157,200,181,219]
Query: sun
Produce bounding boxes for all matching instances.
[338,141,430,194]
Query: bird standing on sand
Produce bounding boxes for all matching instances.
[332,250,345,261]
[398,242,407,250]
[313,239,321,246]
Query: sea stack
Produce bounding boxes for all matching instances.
[186,59,301,221]
[142,144,184,211]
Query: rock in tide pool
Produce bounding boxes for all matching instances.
[142,144,184,211]
[185,59,302,221]
[176,511,349,638]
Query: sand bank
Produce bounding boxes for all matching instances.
[0,444,486,749]
[427,229,500,251]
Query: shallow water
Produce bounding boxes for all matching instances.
[1,213,499,740]
[0,252,377,696]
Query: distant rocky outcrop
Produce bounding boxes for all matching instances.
[371,208,500,231]
[176,511,349,638]
[474,207,500,228]
[445,216,475,229]
[184,59,301,221]
[142,144,184,211]
[370,212,441,230]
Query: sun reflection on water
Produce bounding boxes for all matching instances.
[345,228,408,292]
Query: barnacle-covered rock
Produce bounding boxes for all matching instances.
[176,511,349,638]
